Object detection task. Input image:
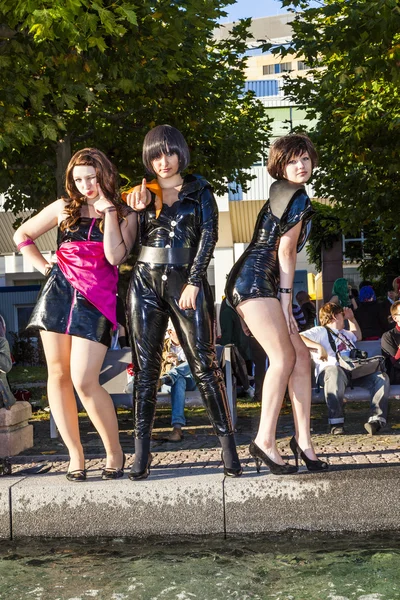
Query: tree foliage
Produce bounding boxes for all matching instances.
[275,0,400,278]
[0,0,271,212]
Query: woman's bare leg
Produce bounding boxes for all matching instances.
[70,337,123,470]
[40,331,84,472]
[238,298,296,465]
[288,331,319,460]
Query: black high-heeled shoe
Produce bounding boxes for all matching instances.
[66,468,87,482]
[249,441,297,475]
[221,452,243,477]
[128,453,152,481]
[289,436,329,472]
[102,453,126,480]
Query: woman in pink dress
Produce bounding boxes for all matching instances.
[14,148,137,481]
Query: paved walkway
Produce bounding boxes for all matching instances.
[9,397,400,475]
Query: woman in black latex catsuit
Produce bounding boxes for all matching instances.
[125,124,241,479]
[226,134,328,475]
[14,149,137,482]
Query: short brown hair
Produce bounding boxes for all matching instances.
[390,300,400,317]
[319,302,344,326]
[267,134,318,180]
[142,124,190,175]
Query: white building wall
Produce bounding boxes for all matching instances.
[2,252,54,277]
[214,247,234,304]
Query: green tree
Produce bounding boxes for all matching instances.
[274,0,400,279]
[0,0,271,212]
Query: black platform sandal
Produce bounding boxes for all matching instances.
[66,469,87,482]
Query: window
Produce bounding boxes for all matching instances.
[263,64,274,75]
[342,232,365,263]
[17,306,34,332]
[251,155,266,167]
[263,62,292,75]
[297,61,309,71]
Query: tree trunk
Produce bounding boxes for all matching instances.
[321,239,343,303]
[56,135,72,198]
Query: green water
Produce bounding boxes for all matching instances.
[0,533,399,600]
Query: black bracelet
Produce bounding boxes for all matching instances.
[104,207,117,214]
[278,287,292,294]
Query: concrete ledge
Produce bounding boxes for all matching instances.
[0,477,25,539]
[5,465,400,539]
[224,465,400,534]
[11,469,224,538]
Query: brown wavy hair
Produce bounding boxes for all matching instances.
[61,148,124,232]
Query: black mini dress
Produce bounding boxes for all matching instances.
[225,184,314,308]
[27,218,114,347]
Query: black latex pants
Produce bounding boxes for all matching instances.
[127,262,234,439]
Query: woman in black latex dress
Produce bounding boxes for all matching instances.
[14,148,137,481]
[124,124,241,480]
[226,134,328,474]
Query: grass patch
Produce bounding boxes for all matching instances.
[8,365,47,384]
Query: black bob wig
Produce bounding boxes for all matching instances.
[142,124,190,175]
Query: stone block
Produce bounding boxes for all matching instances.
[224,465,400,534]
[0,402,33,457]
[0,401,32,427]
[11,468,224,538]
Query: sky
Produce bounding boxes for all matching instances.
[220,0,288,22]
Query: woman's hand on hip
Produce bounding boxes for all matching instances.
[179,285,199,310]
[126,178,151,211]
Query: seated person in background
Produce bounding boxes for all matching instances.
[292,302,307,332]
[296,290,316,330]
[378,277,400,333]
[300,302,389,436]
[354,285,385,340]
[0,315,16,410]
[381,300,400,385]
[330,278,358,310]
[219,296,257,399]
[158,322,196,442]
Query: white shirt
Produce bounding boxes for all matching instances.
[170,342,186,363]
[301,326,357,378]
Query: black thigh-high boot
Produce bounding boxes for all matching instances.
[128,438,152,480]
[219,434,242,477]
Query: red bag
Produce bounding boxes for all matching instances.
[13,389,32,402]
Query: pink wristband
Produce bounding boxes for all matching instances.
[17,239,35,251]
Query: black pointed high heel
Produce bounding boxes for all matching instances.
[102,453,126,480]
[128,453,153,480]
[289,436,329,472]
[249,441,297,475]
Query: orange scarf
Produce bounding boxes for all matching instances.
[121,179,163,218]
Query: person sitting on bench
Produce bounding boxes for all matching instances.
[159,322,197,442]
[300,302,389,436]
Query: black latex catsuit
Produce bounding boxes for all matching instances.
[127,174,234,439]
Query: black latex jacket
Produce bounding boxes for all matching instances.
[138,174,218,286]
